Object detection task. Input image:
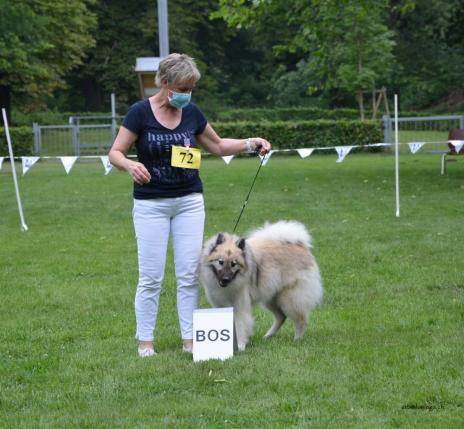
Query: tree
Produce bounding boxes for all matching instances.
[63,0,156,112]
[62,0,226,112]
[61,0,268,114]
[0,0,96,122]
[389,0,464,110]
[214,0,396,118]
[308,1,395,119]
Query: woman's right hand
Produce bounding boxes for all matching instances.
[127,160,151,185]
[109,126,150,184]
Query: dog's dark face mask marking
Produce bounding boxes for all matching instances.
[208,234,246,287]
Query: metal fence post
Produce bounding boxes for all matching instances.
[71,122,80,157]
[111,93,117,144]
[460,115,464,129]
[32,122,40,155]
[382,115,392,144]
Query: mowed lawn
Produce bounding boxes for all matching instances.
[0,152,463,428]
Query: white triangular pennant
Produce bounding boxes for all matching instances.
[59,156,78,175]
[335,146,353,163]
[0,157,4,170]
[259,150,275,166]
[222,155,234,165]
[100,156,113,175]
[449,140,464,154]
[296,148,315,159]
[21,156,40,175]
[408,142,424,154]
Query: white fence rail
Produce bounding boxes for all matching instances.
[32,114,464,156]
[383,114,464,144]
[33,118,124,156]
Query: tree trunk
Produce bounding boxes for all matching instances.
[357,58,365,121]
[0,85,11,125]
[373,88,383,120]
[357,91,365,121]
[383,87,390,116]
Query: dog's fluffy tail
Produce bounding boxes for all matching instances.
[248,220,312,248]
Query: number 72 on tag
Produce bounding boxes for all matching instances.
[171,145,201,169]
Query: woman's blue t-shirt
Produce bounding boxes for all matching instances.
[122,99,207,199]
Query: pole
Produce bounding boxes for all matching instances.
[2,108,28,231]
[157,0,169,57]
[111,93,116,144]
[394,94,400,218]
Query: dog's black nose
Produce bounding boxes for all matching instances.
[219,278,231,287]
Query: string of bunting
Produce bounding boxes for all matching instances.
[0,140,460,176]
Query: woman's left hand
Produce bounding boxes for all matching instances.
[251,137,272,155]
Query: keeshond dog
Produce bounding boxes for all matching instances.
[200,221,323,351]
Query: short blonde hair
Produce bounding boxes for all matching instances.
[155,53,201,88]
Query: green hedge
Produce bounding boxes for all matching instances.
[214,106,446,122]
[212,119,383,149]
[0,120,382,158]
[215,107,360,122]
[12,110,115,126]
[13,106,460,126]
[0,127,34,156]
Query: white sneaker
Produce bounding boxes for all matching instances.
[182,345,193,353]
[138,347,156,357]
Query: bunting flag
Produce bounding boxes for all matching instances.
[100,156,113,175]
[259,150,275,166]
[408,142,424,154]
[448,140,464,154]
[21,156,40,176]
[4,140,458,175]
[222,155,234,165]
[335,146,353,163]
[59,156,78,175]
[296,148,315,159]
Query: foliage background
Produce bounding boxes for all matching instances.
[1,0,463,123]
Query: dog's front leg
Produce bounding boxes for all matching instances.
[233,292,253,351]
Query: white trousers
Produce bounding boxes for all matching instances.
[132,193,205,342]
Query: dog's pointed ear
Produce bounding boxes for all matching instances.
[216,233,225,245]
[237,238,246,250]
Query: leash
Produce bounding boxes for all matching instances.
[232,154,266,233]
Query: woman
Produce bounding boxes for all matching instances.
[109,53,271,357]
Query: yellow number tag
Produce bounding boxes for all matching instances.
[171,145,201,169]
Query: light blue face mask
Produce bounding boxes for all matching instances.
[168,90,192,109]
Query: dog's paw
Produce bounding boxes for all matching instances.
[237,343,246,352]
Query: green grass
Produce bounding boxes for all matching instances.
[1,153,463,428]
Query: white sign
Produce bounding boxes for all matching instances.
[193,307,234,362]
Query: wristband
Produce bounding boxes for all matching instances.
[245,138,254,152]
